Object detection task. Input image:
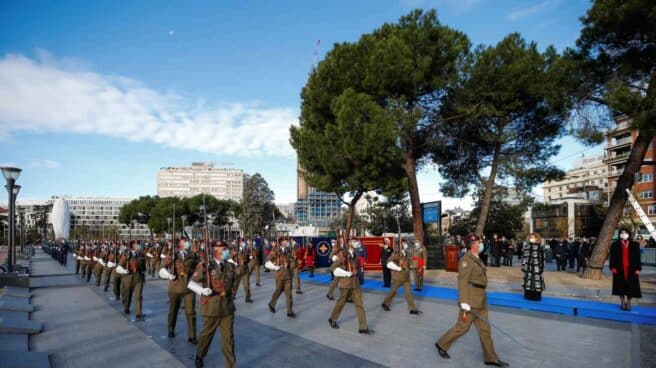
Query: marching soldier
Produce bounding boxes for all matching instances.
[150,242,162,277]
[381,239,421,315]
[121,240,147,320]
[189,241,238,368]
[159,238,199,343]
[102,242,116,292]
[326,239,342,300]
[265,240,296,317]
[112,242,128,301]
[74,244,84,275]
[291,240,303,294]
[145,242,154,276]
[247,240,261,286]
[381,239,393,288]
[232,241,253,303]
[411,241,425,291]
[328,239,374,334]
[435,235,509,367]
[93,244,106,287]
[85,245,96,283]
[80,245,89,279]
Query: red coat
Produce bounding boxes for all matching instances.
[609,240,641,298]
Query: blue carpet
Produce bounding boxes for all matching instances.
[300,273,656,326]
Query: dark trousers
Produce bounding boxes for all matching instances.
[382,267,391,287]
[556,257,566,271]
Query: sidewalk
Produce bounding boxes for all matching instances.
[359,261,656,305]
[27,249,186,368]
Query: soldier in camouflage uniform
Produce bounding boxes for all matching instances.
[410,241,425,291]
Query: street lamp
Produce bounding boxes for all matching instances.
[1,167,21,270]
[167,217,172,240]
[181,215,187,239]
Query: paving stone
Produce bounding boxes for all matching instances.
[0,333,29,352]
[0,351,50,368]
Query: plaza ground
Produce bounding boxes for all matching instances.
[2,248,652,367]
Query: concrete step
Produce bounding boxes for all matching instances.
[0,311,42,334]
[0,333,29,352]
[0,286,32,299]
[0,351,50,368]
[0,295,34,312]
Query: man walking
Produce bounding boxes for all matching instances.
[435,234,509,367]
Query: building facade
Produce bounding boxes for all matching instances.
[157,162,244,202]
[543,154,608,203]
[604,116,656,229]
[294,164,342,229]
[49,196,150,240]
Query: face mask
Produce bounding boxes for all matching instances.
[402,243,408,250]
[137,243,142,251]
[529,238,537,244]
[478,243,485,253]
[353,242,361,249]
[620,233,629,240]
[221,249,230,261]
[184,241,191,250]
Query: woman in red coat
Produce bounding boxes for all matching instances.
[609,228,642,311]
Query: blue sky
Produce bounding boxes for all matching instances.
[0,0,600,208]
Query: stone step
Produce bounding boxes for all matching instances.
[0,351,50,368]
[0,286,32,299]
[0,333,29,352]
[0,295,35,312]
[0,311,42,334]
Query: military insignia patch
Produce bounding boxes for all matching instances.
[316,241,331,257]
[462,262,467,268]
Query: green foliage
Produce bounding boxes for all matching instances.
[434,33,569,198]
[565,0,656,134]
[291,9,471,239]
[239,174,279,237]
[118,195,158,225]
[365,201,414,236]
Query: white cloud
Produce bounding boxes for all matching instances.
[0,52,298,157]
[506,0,559,21]
[30,160,61,168]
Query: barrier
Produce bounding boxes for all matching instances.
[641,248,656,265]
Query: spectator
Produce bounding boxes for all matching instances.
[636,235,647,248]
[522,232,545,301]
[609,228,642,311]
[568,238,580,269]
[577,238,591,273]
[505,240,514,266]
[491,234,501,267]
[553,238,566,271]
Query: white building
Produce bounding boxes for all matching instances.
[543,154,608,203]
[157,162,244,202]
[49,196,150,240]
[276,203,295,220]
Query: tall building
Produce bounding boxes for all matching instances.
[49,196,150,240]
[543,154,608,203]
[157,162,244,201]
[294,165,342,228]
[605,115,656,226]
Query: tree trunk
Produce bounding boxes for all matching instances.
[475,145,501,237]
[345,191,364,239]
[582,130,654,280]
[404,146,425,243]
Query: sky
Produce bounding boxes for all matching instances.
[0,0,601,209]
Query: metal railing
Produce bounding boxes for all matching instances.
[641,248,656,265]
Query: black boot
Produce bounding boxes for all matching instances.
[194,356,203,368]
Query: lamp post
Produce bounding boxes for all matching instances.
[1,167,22,270]
[167,217,172,240]
[181,215,187,239]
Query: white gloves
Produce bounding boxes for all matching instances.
[146,252,153,258]
[92,256,97,262]
[187,280,204,295]
[107,261,116,268]
[460,303,471,311]
[265,261,278,271]
[116,265,128,275]
[160,254,166,259]
[386,262,402,272]
[98,259,106,267]
[72,254,77,259]
[159,268,174,280]
[249,256,253,260]
[333,268,353,278]
[201,288,213,296]
[331,255,338,262]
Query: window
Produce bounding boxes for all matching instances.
[648,205,656,215]
[639,190,654,199]
[637,173,653,183]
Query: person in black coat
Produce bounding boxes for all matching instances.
[553,239,567,271]
[522,232,545,301]
[609,228,642,311]
[381,238,393,288]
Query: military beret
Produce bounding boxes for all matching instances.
[464,234,480,245]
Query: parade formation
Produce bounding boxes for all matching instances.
[43,232,514,368]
